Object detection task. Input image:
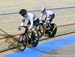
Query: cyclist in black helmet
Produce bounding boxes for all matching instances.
[18,9,40,33]
[18,9,40,46]
[19,9,35,30]
[19,9,27,17]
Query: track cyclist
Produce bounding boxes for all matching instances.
[40,8,55,23]
[39,8,57,37]
[18,9,40,43]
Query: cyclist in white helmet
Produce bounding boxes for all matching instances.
[40,8,55,33]
[40,8,55,23]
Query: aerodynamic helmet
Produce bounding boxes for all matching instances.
[19,9,27,16]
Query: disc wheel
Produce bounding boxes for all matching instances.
[48,23,57,38]
[30,31,39,47]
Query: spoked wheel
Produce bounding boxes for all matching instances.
[30,31,39,48]
[37,24,44,37]
[17,34,27,51]
[48,23,57,38]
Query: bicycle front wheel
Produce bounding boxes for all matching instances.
[37,24,44,37]
[17,34,27,51]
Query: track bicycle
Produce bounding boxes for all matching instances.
[17,26,40,51]
[38,20,57,38]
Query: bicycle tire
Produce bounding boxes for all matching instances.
[38,24,44,37]
[30,31,39,47]
[17,34,27,51]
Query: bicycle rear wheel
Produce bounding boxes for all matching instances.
[30,31,39,47]
[17,34,27,51]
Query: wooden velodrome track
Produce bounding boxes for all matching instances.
[0,0,75,57]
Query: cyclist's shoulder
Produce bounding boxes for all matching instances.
[27,12,34,16]
[46,10,53,14]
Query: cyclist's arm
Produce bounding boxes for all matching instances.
[40,13,44,20]
[29,17,33,29]
[20,19,25,26]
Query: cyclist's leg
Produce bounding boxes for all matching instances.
[49,14,55,23]
[33,18,39,27]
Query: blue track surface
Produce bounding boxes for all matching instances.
[4,35,75,57]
